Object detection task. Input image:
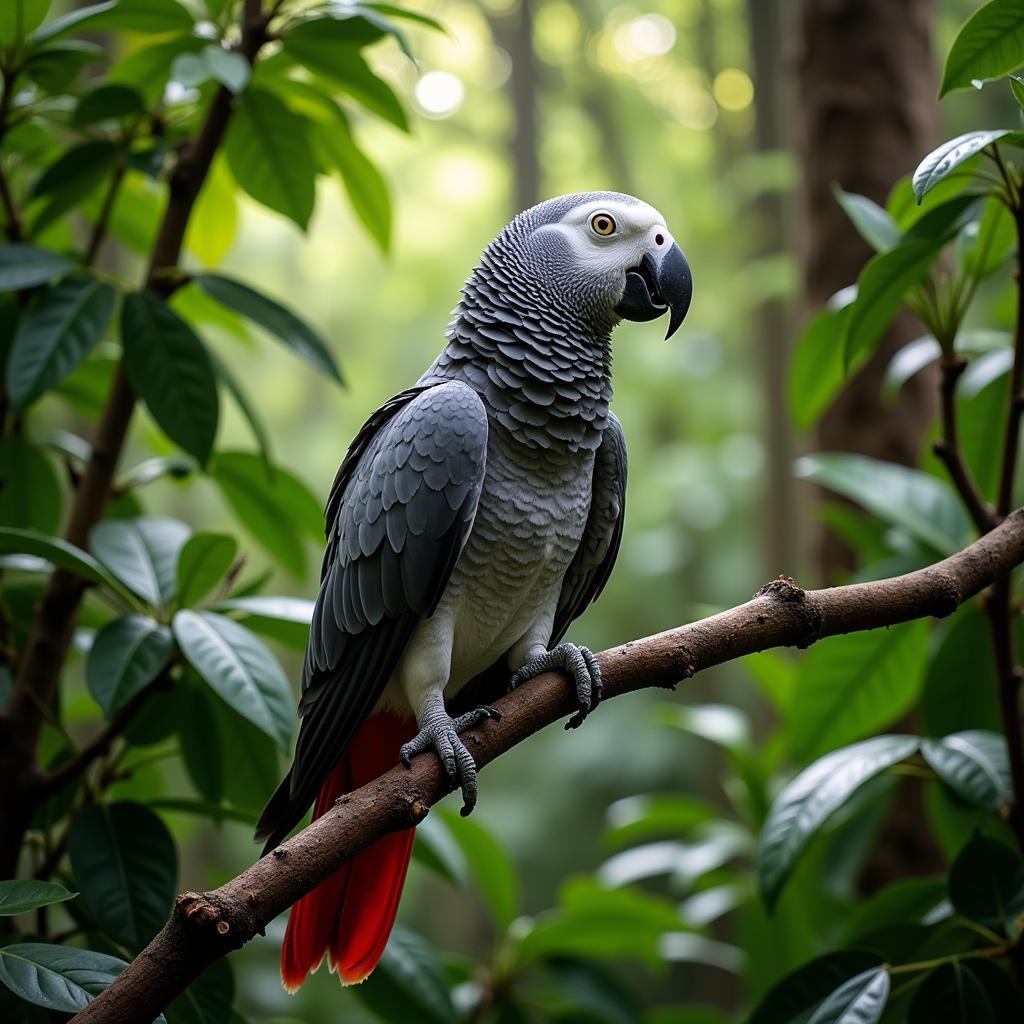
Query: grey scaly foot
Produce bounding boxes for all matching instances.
[510,643,602,731]
[399,692,501,815]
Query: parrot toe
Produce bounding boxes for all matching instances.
[400,697,501,815]
[509,643,603,730]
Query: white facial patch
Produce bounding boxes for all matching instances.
[535,198,675,277]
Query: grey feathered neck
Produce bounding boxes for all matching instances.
[423,194,635,452]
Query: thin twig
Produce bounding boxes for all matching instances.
[85,164,127,267]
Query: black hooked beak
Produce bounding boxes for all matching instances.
[615,242,693,339]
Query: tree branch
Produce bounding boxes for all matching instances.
[71,508,1024,1024]
[933,355,998,533]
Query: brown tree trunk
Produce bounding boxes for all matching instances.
[793,0,939,580]
[792,0,943,886]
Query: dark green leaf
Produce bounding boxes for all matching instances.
[788,621,928,762]
[90,517,191,607]
[62,0,193,36]
[68,802,177,953]
[30,141,119,235]
[841,241,941,365]
[787,304,854,431]
[922,731,1012,811]
[173,609,293,751]
[922,608,1001,737]
[176,533,237,607]
[843,877,947,944]
[797,453,970,556]
[29,0,113,43]
[225,88,315,230]
[0,943,128,1014]
[758,735,920,908]
[86,615,173,717]
[214,595,313,649]
[0,881,76,917]
[900,194,982,245]
[0,0,49,44]
[948,833,1024,931]
[207,350,273,467]
[178,679,223,804]
[283,29,408,130]
[121,679,183,747]
[0,526,138,604]
[210,692,279,812]
[109,34,204,104]
[832,187,900,252]
[147,798,256,827]
[193,273,341,383]
[7,277,117,409]
[436,807,519,929]
[24,40,106,93]
[1012,74,1024,110]
[0,438,61,534]
[941,1,1024,96]
[353,925,460,1024]
[0,244,74,291]
[965,960,1024,1019]
[366,3,446,34]
[210,452,322,577]
[603,793,718,851]
[122,291,219,465]
[907,962,993,1024]
[807,968,889,1024]
[166,957,233,1024]
[957,197,1017,279]
[73,84,145,126]
[913,131,1012,200]
[748,953,884,1024]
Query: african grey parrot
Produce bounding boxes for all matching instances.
[255,191,692,989]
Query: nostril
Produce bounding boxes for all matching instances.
[655,233,665,246]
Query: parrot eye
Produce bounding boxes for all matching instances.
[589,212,617,237]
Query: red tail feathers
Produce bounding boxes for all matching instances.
[281,711,416,991]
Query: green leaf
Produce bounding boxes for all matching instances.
[843,877,948,944]
[122,291,219,465]
[0,244,74,291]
[0,943,128,1014]
[841,241,941,365]
[225,88,315,230]
[787,304,854,431]
[436,807,519,929]
[109,34,204,104]
[0,0,49,44]
[957,196,1017,280]
[283,28,409,130]
[922,731,1012,812]
[914,131,1012,201]
[29,0,114,43]
[185,157,237,267]
[807,968,889,1024]
[172,44,249,94]
[90,517,192,608]
[748,953,886,1024]
[178,678,223,803]
[941,0,1024,96]
[789,621,928,762]
[922,608,1001,737]
[1012,73,1024,110]
[832,187,901,252]
[214,595,313,649]
[758,735,920,909]
[0,438,61,534]
[173,609,293,751]
[68,802,178,953]
[882,336,941,402]
[24,40,106,94]
[193,273,341,383]
[210,452,322,577]
[797,452,970,556]
[353,926,456,1024]
[0,881,76,917]
[207,350,273,467]
[907,962,993,1024]
[210,691,279,812]
[67,0,193,35]
[176,533,237,607]
[900,193,983,245]
[7,277,117,409]
[73,84,146,126]
[965,960,1024,1019]
[166,959,233,1024]
[948,832,1024,931]
[30,141,119,235]
[86,615,173,717]
[0,526,138,604]
[603,793,718,851]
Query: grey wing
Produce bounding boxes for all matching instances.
[255,381,488,849]
[550,413,627,645]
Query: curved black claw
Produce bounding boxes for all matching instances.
[510,643,603,730]
[399,698,501,815]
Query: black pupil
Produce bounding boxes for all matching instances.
[596,217,611,232]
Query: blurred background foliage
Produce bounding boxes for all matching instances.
[4,0,1024,1021]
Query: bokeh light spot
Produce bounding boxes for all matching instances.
[414,71,465,119]
[713,68,754,112]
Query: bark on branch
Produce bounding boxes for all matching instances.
[72,507,1024,1024]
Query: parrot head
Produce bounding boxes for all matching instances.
[481,191,693,340]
